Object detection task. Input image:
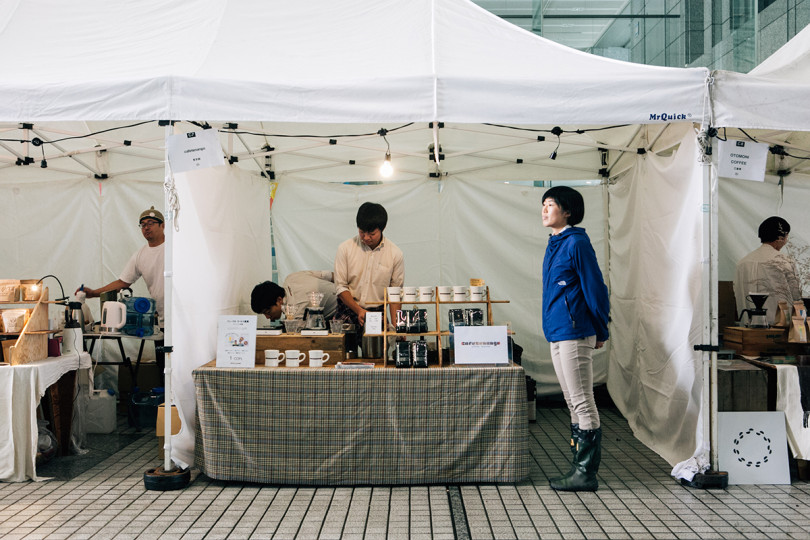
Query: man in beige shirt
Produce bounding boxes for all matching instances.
[333,202,404,332]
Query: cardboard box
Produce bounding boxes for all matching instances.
[156,404,181,459]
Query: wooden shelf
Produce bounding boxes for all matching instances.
[0,300,61,305]
[1,330,52,336]
[378,286,509,367]
[0,285,50,365]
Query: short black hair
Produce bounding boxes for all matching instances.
[541,186,585,226]
[250,281,285,313]
[758,216,790,243]
[356,202,388,232]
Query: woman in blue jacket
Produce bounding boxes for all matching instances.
[541,186,610,492]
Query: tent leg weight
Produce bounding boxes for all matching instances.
[680,470,728,489]
[143,467,190,491]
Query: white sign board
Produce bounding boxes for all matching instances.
[453,326,509,365]
[216,315,257,368]
[167,129,225,173]
[718,411,790,484]
[717,139,769,182]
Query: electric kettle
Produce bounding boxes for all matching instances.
[101,300,126,333]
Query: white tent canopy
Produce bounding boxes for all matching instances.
[0,0,709,124]
[11,0,804,478]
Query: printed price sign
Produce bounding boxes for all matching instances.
[216,315,257,368]
[167,129,225,173]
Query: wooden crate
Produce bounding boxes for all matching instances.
[723,326,789,356]
[717,359,768,411]
[255,333,346,365]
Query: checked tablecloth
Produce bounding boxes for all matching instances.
[193,364,528,485]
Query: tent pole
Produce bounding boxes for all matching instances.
[143,122,189,490]
[709,152,720,472]
[162,122,174,474]
[700,155,712,468]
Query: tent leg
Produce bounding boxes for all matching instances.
[144,122,189,491]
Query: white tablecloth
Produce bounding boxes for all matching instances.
[775,364,810,460]
[0,352,91,482]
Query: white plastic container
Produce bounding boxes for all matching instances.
[86,389,117,434]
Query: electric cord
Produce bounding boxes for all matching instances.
[223,122,415,139]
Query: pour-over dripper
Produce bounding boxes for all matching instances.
[304,291,327,330]
[746,293,769,310]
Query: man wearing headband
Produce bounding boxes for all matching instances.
[734,216,801,324]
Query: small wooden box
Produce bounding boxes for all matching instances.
[717,360,768,411]
[255,333,346,365]
[723,326,788,356]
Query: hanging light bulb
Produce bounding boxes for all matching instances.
[380,151,393,178]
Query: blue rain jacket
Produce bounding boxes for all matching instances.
[542,227,610,343]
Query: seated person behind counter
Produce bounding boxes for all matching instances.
[251,270,338,322]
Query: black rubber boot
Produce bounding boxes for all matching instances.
[548,423,581,485]
[569,423,580,456]
[549,427,601,492]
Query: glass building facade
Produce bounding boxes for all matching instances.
[475,0,809,72]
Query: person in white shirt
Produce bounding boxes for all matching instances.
[333,202,404,330]
[79,206,165,321]
[251,271,338,322]
[734,216,801,324]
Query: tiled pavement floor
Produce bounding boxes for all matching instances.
[1,406,809,539]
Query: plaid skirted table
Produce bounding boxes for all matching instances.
[193,363,529,485]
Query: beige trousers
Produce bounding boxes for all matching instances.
[549,335,600,430]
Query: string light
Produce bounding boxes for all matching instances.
[378,128,393,178]
[380,151,393,178]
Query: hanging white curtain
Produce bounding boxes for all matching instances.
[170,165,273,468]
[607,131,706,466]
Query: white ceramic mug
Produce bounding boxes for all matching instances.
[309,349,331,367]
[284,350,306,367]
[387,286,402,301]
[469,285,484,301]
[418,286,434,301]
[438,286,453,302]
[264,349,285,367]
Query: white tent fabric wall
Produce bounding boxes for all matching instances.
[170,165,273,468]
[271,178,441,284]
[607,130,706,467]
[719,174,810,294]
[439,178,608,389]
